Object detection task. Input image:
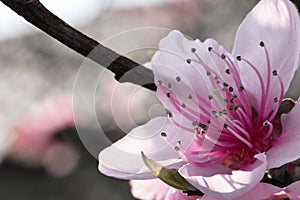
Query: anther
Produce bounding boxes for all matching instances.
[223,124,228,129]
[207,71,211,76]
[161,132,167,137]
[181,103,186,108]
[272,70,278,76]
[175,146,180,151]
[207,120,211,124]
[259,41,265,47]
[168,83,172,88]
[191,48,197,53]
[188,94,193,99]
[208,47,213,52]
[229,87,234,92]
[263,121,269,126]
[225,69,230,74]
[199,123,208,130]
[208,95,214,100]
[224,98,229,103]
[158,80,162,85]
[166,110,173,118]
[238,86,244,92]
[221,54,226,59]
[200,130,206,135]
[273,97,278,103]
[166,92,171,98]
[176,76,181,82]
[223,82,229,87]
[234,105,239,110]
[236,56,242,61]
[192,121,199,126]
[186,59,191,64]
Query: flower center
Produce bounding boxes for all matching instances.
[158,41,285,170]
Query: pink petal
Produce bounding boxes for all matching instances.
[232,0,300,111]
[266,99,300,169]
[234,183,282,200]
[151,31,224,129]
[179,153,267,199]
[130,179,170,200]
[285,180,300,199]
[98,117,194,179]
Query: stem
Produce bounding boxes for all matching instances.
[0,0,156,91]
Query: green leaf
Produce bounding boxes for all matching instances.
[141,152,197,192]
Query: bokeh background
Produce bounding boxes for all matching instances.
[1,0,299,199]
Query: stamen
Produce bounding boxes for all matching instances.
[166,92,171,98]
[263,121,274,140]
[238,86,244,92]
[257,42,272,121]
[239,56,266,121]
[259,41,265,47]
[226,127,253,148]
[161,132,167,137]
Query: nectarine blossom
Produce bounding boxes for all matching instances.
[99,0,300,199]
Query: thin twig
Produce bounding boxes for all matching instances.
[0,0,156,91]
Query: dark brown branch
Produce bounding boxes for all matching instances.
[0,0,156,91]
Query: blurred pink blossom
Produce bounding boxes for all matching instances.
[7,95,80,177]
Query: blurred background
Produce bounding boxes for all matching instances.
[0,0,299,199]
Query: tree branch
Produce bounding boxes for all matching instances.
[0,0,156,91]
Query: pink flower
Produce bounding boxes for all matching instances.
[99,0,300,199]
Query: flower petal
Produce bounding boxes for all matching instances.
[152,31,229,130]
[98,116,194,179]
[232,0,300,111]
[266,99,300,169]
[285,180,300,199]
[178,153,267,199]
[234,183,282,200]
[130,179,170,200]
